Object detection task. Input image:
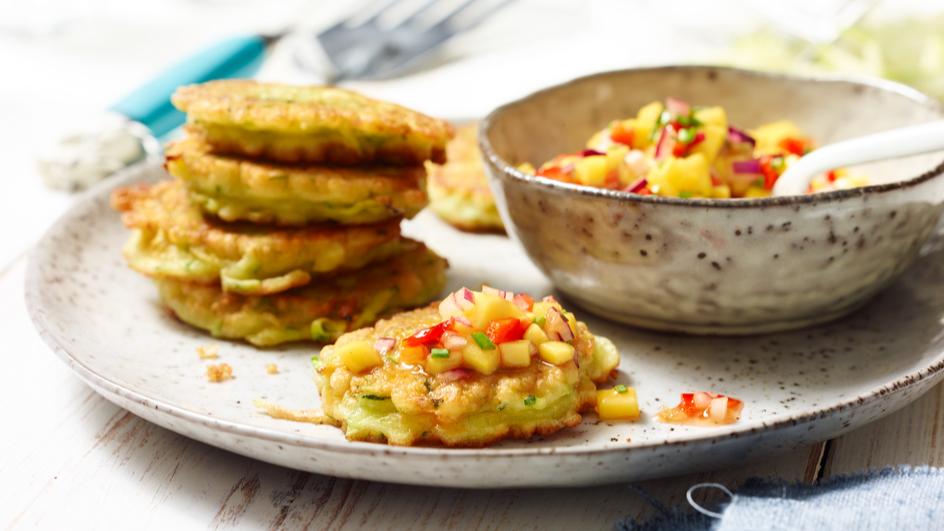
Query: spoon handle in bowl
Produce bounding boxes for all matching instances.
[773,120,944,196]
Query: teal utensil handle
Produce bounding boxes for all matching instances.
[109,34,268,137]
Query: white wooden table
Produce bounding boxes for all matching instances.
[2,243,943,529]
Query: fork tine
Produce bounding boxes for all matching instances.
[390,0,440,28]
[320,0,398,38]
[431,0,514,33]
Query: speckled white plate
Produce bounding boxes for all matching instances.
[26,163,944,487]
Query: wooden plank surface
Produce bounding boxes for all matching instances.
[824,382,944,476]
[1,253,936,530]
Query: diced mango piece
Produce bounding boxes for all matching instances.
[399,344,428,364]
[499,339,532,368]
[466,292,524,329]
[690,124,727,163]
[647,153,712,198]
[633,101,664,148]
[694,106,727,129]
[596,386,640,420]
[530,301,559,322]
[538,341,575,365]
[606,144,629,166]
[743,186,771,198]
[574,155,608,187]
[712,184,731,199]
[751,120,805,153]
[524,323,549,346]
[462,342,500,375]
[337,341,383,373]
[425,349,463,375]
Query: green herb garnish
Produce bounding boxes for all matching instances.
[362,394,390,401]
[533,315,546,326]
[678,191,694,199]
[523,395,537,406]
[677,127,695,144]
[310,354,321,368]
[677,112,702,128]
[430,348,450,359]
[771,156,786,173]
[615,384,628,394]
[471,332,496,350]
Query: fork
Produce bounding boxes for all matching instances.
[303,0,515,81]
[110,0,513,137]
[42,0,513,190]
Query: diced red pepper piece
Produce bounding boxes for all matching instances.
[689,132,705,147]
[759,156,780,190]
[609,122,634,147]
[827,170,838,182]
[403,319,453,347]
[779,137,811,156]
[485,317,525,345]
[672,142,688,157]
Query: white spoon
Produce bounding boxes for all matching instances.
[772,120,944,197]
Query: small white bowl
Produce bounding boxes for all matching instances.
[481,66,944,334]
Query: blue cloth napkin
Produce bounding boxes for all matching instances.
[617,466,944,531]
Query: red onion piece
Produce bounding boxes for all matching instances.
[373,337,396,355]
[654,127,675,160]
[454,288,474,311]
[439,295,463,319]
[580,149,606,157]
[542,295,559,304]
[439,368,474,383]
[546,307,575,342]
[666,97,690,116]
[453,314,472,327]
[627,178,648,193]
[727,126,756,146]
[482,285,502,297]
[732,159,762,174]
[512,293,532,311]
[442,332,468,350]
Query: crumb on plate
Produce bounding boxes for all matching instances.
[207,363,233,382]
[197,345,219,359]
[266,363,279,375]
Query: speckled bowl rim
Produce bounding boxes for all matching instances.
[24,162,944,461]
[480,65,944,209]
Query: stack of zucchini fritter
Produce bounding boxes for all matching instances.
[111,80,452,346]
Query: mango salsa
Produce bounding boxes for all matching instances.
[525,97,867,199]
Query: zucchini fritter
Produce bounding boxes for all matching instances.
[172,80,453,165]
[425,123,504,232]
[315,290,620,446]
[165,137,428,226]
[111,180,407,295]
[158,245,447,347]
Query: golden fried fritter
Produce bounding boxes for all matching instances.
[158,245,447,347]
[165,137,428,226]
[315,304,620,447]
[111,180,407,295]
[425,123,504,232]
[172,80,453,165]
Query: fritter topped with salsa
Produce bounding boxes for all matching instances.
[314,286,620,446]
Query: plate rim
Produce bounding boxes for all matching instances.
[25,161,944,459]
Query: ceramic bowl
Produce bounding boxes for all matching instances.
[480,66,944,334]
